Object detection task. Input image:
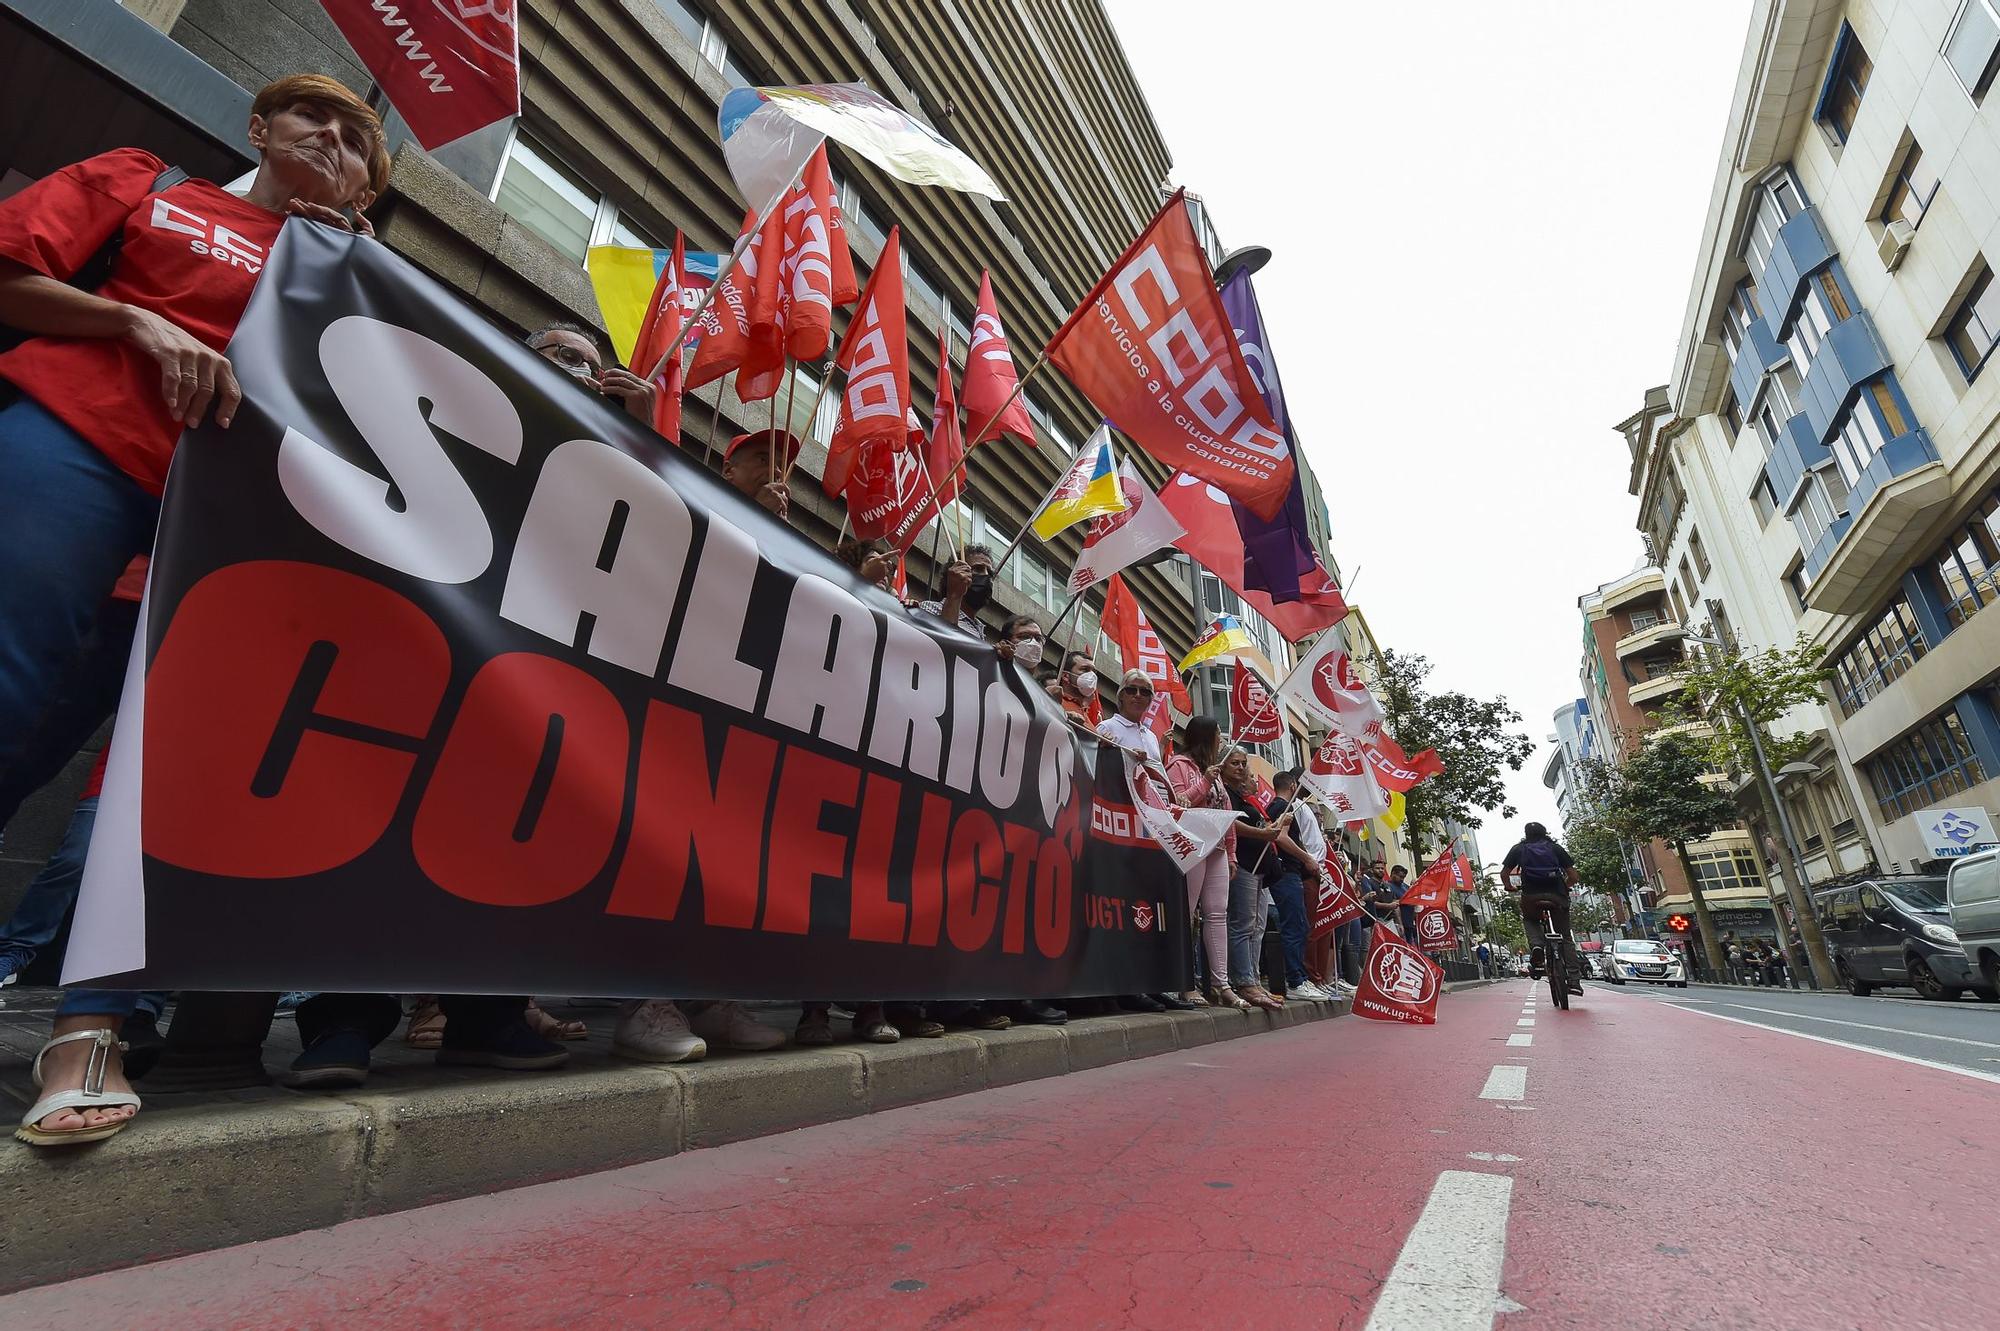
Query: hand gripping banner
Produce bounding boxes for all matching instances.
[66,223,1191,1002]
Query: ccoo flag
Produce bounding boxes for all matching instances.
[317,0,519,150]
[1047,189,1294,520]
[1031,427,1126,540]
[963,271,1037,447]
[823,227,911,498]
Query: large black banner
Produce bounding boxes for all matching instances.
[67,223,1192,1000]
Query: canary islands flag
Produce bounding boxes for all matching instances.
[585,245,722,367]
[1031,426,1126,540]
[1177,614,1258,673]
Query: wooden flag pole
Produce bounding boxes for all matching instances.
[903,344,1054,523]
[767,380,782,485]
[646,226,755,383]
[698,390,726,472]
[780,362,838,486]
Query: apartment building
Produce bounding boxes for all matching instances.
[1657,0,2000,875]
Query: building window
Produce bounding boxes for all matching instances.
[492,133,600,264]
[1710,600,1737,652]
[1788,794,1826,854]
[1945,0,2000,98]
[1741,179,1801,278]
[1866,710,1987,819]
[1819,26,1873,144]
[1786,276,1848,375]
[1831,596,1927,714]
[1828,376,1908,488]
[1752,475,1778,526]
[1819,778,1858,843]
[1651,461,1687,546]
[1668,584,1688,625]
[654,0,708,49]
[1690,526,1712,579]
[1946,264,2000,380]
[1932,494,2000,627]
[1785,559,1810,612]
[1721,282,1762,361]
[1882,143,1942,229]
[1678,557,1698,605]
[1789,472,1839,550]
[1687,845,1766,893]
[1752,402,1785,459]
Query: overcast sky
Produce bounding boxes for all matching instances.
[1104,0,1750,847]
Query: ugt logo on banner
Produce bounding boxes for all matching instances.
[1354,924,1442,1024]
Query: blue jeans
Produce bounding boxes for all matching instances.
[1227,868,1264,988]
[0,797,96,978]
[0,398,157,785]
[56,988,167,1020]
[1268,871,1308,989]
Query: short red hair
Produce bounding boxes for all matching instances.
[251,74,392,195]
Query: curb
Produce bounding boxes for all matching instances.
[0,999,1346,1291]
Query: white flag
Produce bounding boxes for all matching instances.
[1278,632,1386,741]
[1067,459,1186,595]
[1299,729,1391,822]
[1125,753,1239,872]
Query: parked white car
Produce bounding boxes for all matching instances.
[1602,938,1687,988]
[1946,848,2000,994]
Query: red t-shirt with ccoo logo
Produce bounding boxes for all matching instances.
[0,147,284,495]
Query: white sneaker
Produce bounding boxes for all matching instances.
[1287,982,1331,1003]
[1331,979,1358,994]
[611,1000,706,1064]
[690,1001,788,1051]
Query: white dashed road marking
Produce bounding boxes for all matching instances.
[1659,1004,2000,1087]
[1365,1170,1515,1331]
[1466,1152,1522,1162]
[1479,1065,1527,1101]
[1506,1033,1532,1047]
[1516,1018,1534,1027]
[1714,1004,2000,1051]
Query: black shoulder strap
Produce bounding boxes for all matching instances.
[152,166,190,192]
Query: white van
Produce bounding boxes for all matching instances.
[1946,848,2000,993]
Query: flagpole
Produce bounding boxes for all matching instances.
[699,389,725,473]
[780,362,837,487]
[902,345,1054,524]
[645,226,755,383]
[767,383,781,486]
[914,454,960,562]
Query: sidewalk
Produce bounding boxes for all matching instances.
[0,986,1394,1292]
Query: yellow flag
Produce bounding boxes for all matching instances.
[1382,790,1407,830]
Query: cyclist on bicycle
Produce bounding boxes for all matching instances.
[1501,822,1583,995]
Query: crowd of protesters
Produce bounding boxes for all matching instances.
[0,73,1439,1151]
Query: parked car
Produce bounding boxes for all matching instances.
[1602,938,1687,987]
[1946,849,2000,995]
[1814,876,1996,1001]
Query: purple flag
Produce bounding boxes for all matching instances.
[1219,269,1319,603]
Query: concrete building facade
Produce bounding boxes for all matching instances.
[1656,0,2000,883]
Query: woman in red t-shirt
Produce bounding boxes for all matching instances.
[0,74,388,1148]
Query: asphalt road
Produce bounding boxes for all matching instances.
[5,979,1996,1330]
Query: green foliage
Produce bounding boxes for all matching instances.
[1569,891,1614,936]
[1660,636,1832,778]
[1565,816,1630,895]
[1602,731,1738,850]
[1372,650,1535,850]
[1484,896,1528,951]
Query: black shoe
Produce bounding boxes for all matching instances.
[1118,993,1166,1013]
[436,1018,570,1070]
[1013,1001,1068,1025]
[284,1027,375,1089]
[1568,980,1584,996]
[1153,992,1198,1011]
[1529,968,1545,981]
[122,1011,166,1080]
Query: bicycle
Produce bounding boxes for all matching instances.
[1533,901,1576,1011]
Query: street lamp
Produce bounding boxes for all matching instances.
[1213,244,1272,285]
[1683,631,1834,988]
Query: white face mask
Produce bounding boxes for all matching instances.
[1073,669,1098,695]
[1014,638,1045,667]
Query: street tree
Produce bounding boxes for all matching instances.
[1372,650,1535,859]
[1661,635,1839,987]
[1484,895,1528,953]
[1596,732,1738,973]
[1565,816,1630,896]
[1569,891,1614,937]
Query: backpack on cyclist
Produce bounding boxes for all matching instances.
[1514,840,1566,892]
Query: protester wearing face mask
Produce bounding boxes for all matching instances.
[996,613,1046,669]
[920,542,995,639]
[526,321,657,424]
[1051,650,1100,723]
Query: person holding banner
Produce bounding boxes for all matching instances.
[995,613,1047,669]
[527,321,657,423]
[1163,717,1248,1011]
[1095,669,1164,765]
[919,544,997,641]
[720,428,800,518]
[1051,651,1100,725]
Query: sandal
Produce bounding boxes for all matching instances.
[16,1029,141,1148]
[404,997,444,1049]
[1206,985,1253,1011]
[523,1000,588,1042]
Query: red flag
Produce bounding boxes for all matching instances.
[1454,853,1477,893]
[1231,668,1282,743]
[890,551,909,601]
[629,232,688,443]
[1100,574,1192,725]
[1412,905,1459,953]
[1311,854,1362,940]
[1353,925,1442,1024]
[1048,190,1294,519]
[962,271,1036,446]
[780,150,839,361]
[826,168,860,307]
[1250,772,1276,816]
[844,435,926,541]
[884,325,965,552]
[1160,473,1347,642]
[824,227,911,498]
[1363,732,1445,794]
[1401,855,1456,912]
[687,211,756,390]
[734,206,789,402]
[317,0,518,151]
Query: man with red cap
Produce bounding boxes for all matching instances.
[721,427,800,520]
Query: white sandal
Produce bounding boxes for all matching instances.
[15,1028,142,1147]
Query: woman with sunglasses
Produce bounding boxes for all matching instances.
[1094,667,1164,763]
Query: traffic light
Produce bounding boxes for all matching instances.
[1665,914,1691,933]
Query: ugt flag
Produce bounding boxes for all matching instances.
[1047,189,1295,520]
[1067,458,1184,596]
[1354,925,1443,1024]
[318,0,519,150]
[1279,632,1384,740]
[1230,667,1282,743]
